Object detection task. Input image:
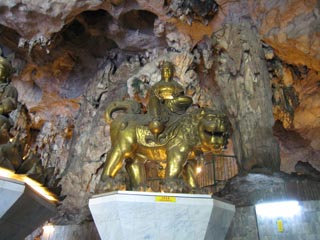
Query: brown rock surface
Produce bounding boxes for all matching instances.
[211,22,280,170]
[0,0,319,234]
[249,0,320,71]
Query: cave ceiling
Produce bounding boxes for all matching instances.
[0,0,319,224]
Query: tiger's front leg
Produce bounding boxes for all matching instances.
[101,146,126,180]
[98,133,137,193]
[125,154,147,191]
[162,143,191,193]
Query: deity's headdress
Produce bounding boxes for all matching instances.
[161,61,174,72]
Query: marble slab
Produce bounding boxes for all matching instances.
[0,177,57,240]
[89,191,235,240]
[0,177,25,217]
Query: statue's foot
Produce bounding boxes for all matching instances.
[160,179,191,193]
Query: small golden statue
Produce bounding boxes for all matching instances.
[0,55,18,137]
[0,54,20,170]
[99,61,231,193]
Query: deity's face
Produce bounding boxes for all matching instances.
[161,64,173,81]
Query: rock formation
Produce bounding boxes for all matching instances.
[0,0,319,237]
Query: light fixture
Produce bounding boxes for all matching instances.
[196,155,204,174]
[0,167,57,202]
[43,223,55,235]
[196,166,202,174]
[255,200,301,218]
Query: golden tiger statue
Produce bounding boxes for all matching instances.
[100,100,231,192]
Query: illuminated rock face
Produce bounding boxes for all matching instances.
[0,177,56,240]
[249,0,320,71]
[0,0,319,229]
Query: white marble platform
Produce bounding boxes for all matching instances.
[89,191,235,240]
[0,176,57,240]
[0,177,25,217]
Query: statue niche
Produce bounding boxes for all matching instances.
[99,61,231,193]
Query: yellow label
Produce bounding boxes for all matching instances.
[155,196,176,202]
[277,219,284,232]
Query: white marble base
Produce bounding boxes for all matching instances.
[89,191,235,240]
[0,177,56,240]
[0,177,25,217]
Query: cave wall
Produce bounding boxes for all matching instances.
[0,0,319,229]
[212,22,280,170]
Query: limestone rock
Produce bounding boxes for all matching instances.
[218,172,320,206]
[0,0,104,40]
[212,23,280,170]
[249,0,320,71]
[0,0,318,233]
[166,0,219,25]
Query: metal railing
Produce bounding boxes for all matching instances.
[144,154,238,191]
[197,154,238,188]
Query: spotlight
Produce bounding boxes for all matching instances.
[255,200,301,218]
[43,224,55,235]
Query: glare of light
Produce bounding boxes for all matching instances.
[196,166,202,174]
[43,224,55,235]
[255,201,301,218]
[0,167,13,178]
[0,167,58,202]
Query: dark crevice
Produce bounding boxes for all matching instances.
[119,10,157,35]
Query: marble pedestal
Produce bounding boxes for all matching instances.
[0,177,57,240]
[89,191,235,240]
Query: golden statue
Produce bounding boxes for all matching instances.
[0,55,18,138]
[100,102,230,192]
[147,61,193,140]
[0,55,21,170]
[99,61,231,192]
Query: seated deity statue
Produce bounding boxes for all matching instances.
[0,55,18,137]
[148,61,193,139]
